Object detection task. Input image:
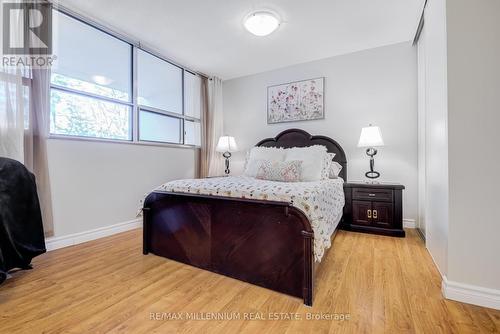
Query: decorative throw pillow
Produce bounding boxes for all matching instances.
[330,161,343,179]
[255,160,303,182]
[284,145,327,181]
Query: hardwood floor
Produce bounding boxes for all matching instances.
[0,229,498,333]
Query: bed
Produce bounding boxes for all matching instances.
[142,129,347,306]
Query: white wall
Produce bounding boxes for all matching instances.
[446,0,500,290]
[418,0,450,276]
[223,42,418,221]
[47,139,197,237]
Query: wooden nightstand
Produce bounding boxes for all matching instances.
[342,182,405,237]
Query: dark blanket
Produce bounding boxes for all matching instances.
[0,158,46,284]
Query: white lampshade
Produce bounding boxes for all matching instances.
[357,125,384,148]
[216,136,238,153]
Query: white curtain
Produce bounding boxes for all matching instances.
[0,70,26,163]
[0,5,54,236]
[0,4,25,163]
[199,76,224,177]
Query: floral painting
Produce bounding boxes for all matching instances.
[267,77,324,124]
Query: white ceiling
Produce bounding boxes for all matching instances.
[59,0,424,80]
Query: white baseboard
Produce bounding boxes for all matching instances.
[45,218,142,251]
[442,276,500,310]
[403,218,416,228]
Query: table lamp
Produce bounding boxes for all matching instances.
[357,125,384,180]
[216,136,238,175]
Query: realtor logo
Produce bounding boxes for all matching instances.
[2,0,52,55]
[1,0,55,68]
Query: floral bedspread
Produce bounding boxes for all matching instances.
[143,176,345,262]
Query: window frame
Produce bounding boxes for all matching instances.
[49,7,203,149]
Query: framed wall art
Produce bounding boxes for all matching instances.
[267,77,324,124]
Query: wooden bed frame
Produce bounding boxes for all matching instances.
[142,129,347,306]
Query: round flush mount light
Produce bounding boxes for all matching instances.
[244,11,280,36]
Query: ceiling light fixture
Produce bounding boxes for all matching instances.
[244,11,280,37]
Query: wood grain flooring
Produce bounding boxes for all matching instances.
[0,229,498,333]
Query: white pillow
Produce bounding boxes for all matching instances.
[244,147,286,177]
[284,145,328,181]
[330,161,343,178]
[248,146,286,162]
[244,159,263,177]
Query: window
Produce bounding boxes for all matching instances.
[139,111,181,144]
[184,120,201,146]
[50,11,132,140]
[184,71,202,119]
[51,12,132,102]
[137,50,183,144]
[137,50,182,114]
[137,51,201,145]
[50,9,201,146]
[50,89,131,140]
[183,71,202,146]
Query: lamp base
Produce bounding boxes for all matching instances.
[365,147,381,180]
[365,171,380,179]
[223,151,231,175]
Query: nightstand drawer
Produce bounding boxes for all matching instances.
[352,188,393,202]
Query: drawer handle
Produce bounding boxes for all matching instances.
[368,193,376,197]
[367,209,372,218]
[373,210,378,219]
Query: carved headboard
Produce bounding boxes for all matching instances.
[256,129,347,181]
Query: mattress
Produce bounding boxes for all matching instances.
[148,176,345,262]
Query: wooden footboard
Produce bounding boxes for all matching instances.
[143,191,315,306]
